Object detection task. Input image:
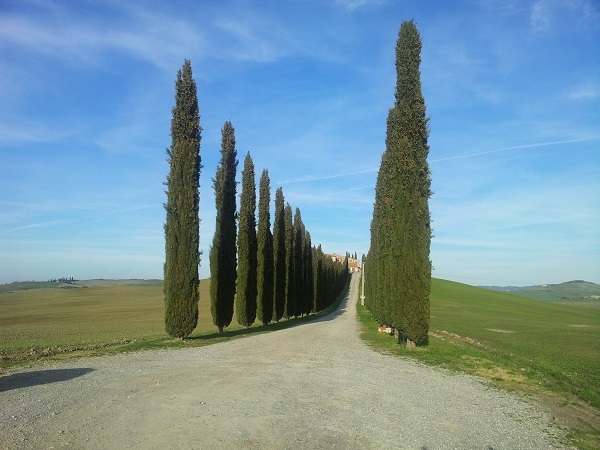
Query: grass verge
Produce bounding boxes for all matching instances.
[356,278,600,449]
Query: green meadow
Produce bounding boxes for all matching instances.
[2,276,599,446]
[0,279,255,366]
[358,278,600,448]
[0,278,348,369]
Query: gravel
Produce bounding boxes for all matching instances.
[0,274,571,449]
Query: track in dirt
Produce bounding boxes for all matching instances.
[0,274,569,449]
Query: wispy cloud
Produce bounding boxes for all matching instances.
[334,0,388,12]
[278,168,377,185]
[0,122,73,146]
[431,138,595,162]
[0,219,72,235]
[530,0,600,32]
[0,4,204,71]
[565,85,599,101]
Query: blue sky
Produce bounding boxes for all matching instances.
[1,0,598,286]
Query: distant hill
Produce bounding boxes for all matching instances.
[75,279,163,288]
[480,280,600,304]
[479,285,538,292]
[0,279,163,293]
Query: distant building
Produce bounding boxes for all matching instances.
[328,253,361,273]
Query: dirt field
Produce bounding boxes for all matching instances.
[0,274,570,449]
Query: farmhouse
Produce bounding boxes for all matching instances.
[329,253,361,273]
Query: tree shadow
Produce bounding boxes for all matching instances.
[0,368,95,392]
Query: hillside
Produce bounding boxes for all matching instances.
[361,278,600,447]
[0,279,163,293]
[429,279,600,409]
[481,280,600,304]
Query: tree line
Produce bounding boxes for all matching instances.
[164,60,349,339]
[365,20,432,347]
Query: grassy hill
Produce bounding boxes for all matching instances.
[481,280,600,305]
[429,279,599,407]
[509,280,600,304]
[358,278,600,447]
[0,277,348,369]
[0,279,163,293]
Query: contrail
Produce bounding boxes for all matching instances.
[278,167,377,185]
[278,137,595,185]
[431,138,594,162]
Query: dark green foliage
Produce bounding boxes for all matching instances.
[236,153,258,328]
[272,188,286,322]
[313,245,324,313]
[164,59,201,339]
[210,121,238,333]
[257,169,274,325]
[303,232,314,315]
[310,245,348,314]
[291,208,304,318]
[366,20,431,346]
[283,203,294,319]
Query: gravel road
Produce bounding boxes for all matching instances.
[0,273,570,449]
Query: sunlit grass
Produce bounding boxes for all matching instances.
[357,278,600,449]
[0,277,350,369]
[358,278,600,407]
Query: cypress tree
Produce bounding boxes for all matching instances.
[313,245,323,313]
[368,20,431,346]
[292,208,304,318]
[272,188,286,322]
[236,152,258,328]
[394,20,431,346]
[303,231,313,315]
[164,59,201,340]
[210,121,238,333]
[256,169,274,325]
[283,203,294,320]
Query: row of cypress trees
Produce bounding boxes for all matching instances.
[210,120,348,332]
[164,60,348,338]
[365,20,432,347]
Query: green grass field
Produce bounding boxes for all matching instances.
[0,279,264,365]
[2,276,598,445]
[505,280,600,305]
[358,278,600,448]
[0,278,349,369]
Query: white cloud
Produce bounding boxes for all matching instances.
[334,0,388,12]
[565,85,599,101]
[530,0,600,32]
[530,0,552,31]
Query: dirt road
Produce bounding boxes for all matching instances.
[0,274,569,449]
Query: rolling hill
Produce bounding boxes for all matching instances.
[480,280,600,304]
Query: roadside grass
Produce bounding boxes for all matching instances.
[357,278,600,449]
[0,277,350,371]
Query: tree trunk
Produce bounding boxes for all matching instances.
[218,325,224,334]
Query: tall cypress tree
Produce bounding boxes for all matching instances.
[210,121,238,333]
[313,244,323,313]
[395,20,431,346]
[303,231,313,315]
[368,20,431,346]
[257,169,274,325]
[164,59,201,340]
[272,188,286,322]
[291,208,304,318]
[283,203,294,320]
[236,152,258,328]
